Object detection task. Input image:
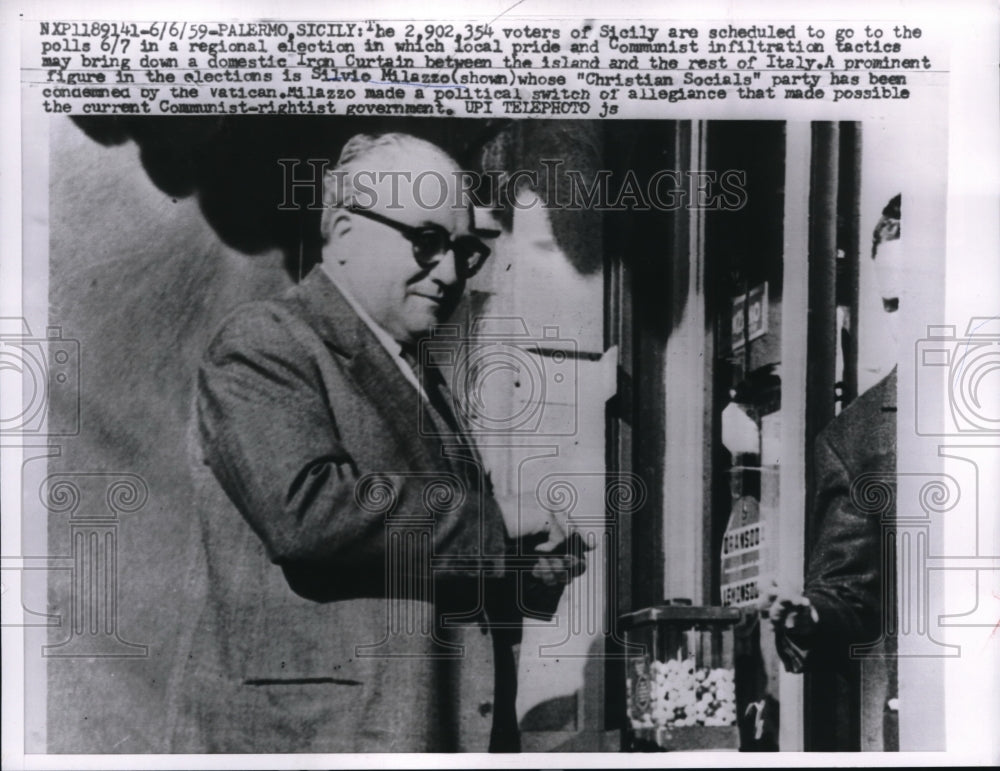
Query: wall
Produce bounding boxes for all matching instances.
[40,115,290,751]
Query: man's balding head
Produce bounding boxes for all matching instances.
[319,133,480,344]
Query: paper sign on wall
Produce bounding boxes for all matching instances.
[731,282,769,352]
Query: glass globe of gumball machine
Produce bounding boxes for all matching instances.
[620,601,742,751]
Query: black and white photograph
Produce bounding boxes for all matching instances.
[1,1,997,767]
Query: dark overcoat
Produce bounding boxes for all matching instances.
[780,368,897,749]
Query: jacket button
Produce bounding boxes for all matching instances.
[478,701,492,716]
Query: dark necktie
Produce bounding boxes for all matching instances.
[399,345,481,471]
[399,344,499,555]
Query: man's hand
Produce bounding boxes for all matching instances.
[759,579,820,638]
[500,498,588,583]
[515,518,589,619]
[529,519,588,586]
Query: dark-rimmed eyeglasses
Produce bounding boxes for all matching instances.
[346,205,491,279]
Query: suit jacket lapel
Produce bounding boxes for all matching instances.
[292,268,443,474]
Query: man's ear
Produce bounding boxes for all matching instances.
[327,210,353,262]
[329,209,352,238]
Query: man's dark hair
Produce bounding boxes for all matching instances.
[872,193,901,258]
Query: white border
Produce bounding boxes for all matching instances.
[2,0,997,768]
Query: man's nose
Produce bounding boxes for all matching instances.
[428,246,460,286]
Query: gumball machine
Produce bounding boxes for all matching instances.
[620,602,742,751]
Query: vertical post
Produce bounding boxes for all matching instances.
[805,121,841,505]
[605,173,632,741]
[776,120,812,752]
[805,121,857,750]
[837,123,862,407]
[605,120,679,742]
[662,120,707,605]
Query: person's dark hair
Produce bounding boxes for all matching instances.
[872,193,901,258]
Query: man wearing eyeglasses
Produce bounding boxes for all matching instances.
[171,133,575,754]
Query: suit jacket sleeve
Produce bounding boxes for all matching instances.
[195,304,381,566]
[778,431,882,671]
[196,303,502,576]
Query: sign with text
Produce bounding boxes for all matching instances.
[731,281,769,352]
[720,494,765,608]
